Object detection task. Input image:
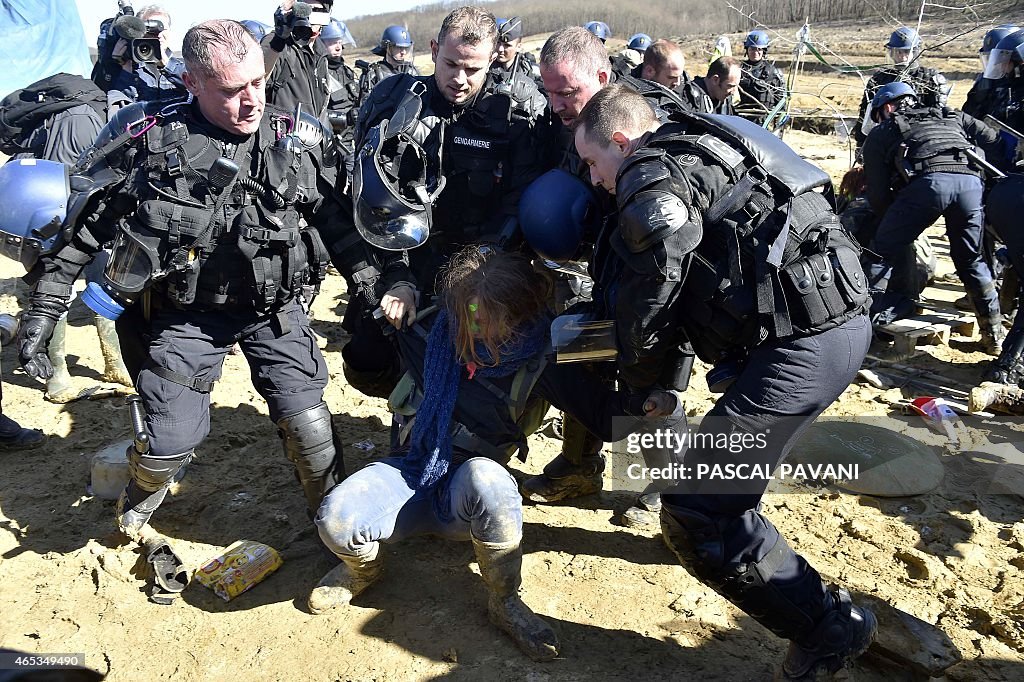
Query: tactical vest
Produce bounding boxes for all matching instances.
[616,112,869,363]
[389,308,550,463]
[739,60,784,108]
[891,107,976,176]
[118,105,330,312]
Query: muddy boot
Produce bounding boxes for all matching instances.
[780,589,878,681]
[619,492,662,529]
[116,449,193,541]
[45,316,76,403]
[94,314,133,386]
[308,545,383,614]
[979,318,1006,356]
[521,453,605,503]
[472,537,559,661]
[970,381,1024,414]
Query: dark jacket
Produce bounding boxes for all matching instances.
[263,35,332,116]
[855,65,948,146]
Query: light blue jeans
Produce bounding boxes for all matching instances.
[315,457,523,560]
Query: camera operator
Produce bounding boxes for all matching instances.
[263,0,334,116]
[92,3,186,104]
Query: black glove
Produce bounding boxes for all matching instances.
[17,313,57,380]
[273,5,293,42]
[17,295,66,380]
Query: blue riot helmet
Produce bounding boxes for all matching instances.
[240,19,272,43]
[984,28,1024,80]
[352,114,446,251]
[0,159,70,270]
[886,26,922,65]
[744,29,771,49]
[585,21,612,43]
[981,24,1020,67]
[628,33,652,52]
[372,25,413,60]
[320,18,356,47]
[870,81,918,121]
[520,169,598,262]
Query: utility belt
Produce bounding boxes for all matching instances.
[900,150,976,180]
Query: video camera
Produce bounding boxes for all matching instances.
[131,19,165,64]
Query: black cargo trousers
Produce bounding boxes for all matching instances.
[115,295,343,538]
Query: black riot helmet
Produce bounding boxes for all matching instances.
[352,83,445,251]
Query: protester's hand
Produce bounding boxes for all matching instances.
[17,313,57,380]
[643,390,679,418]
[380,285,417,330]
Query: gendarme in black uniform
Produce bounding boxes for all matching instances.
[738,59,785,123]
[19,98,371,537]
[855,65,948,146]
[340,70,551,396]
[592,108,877,678]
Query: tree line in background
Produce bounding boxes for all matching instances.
[343,0,1023,48]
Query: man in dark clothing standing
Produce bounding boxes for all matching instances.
[263,0,334,115]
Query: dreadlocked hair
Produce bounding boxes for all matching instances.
[439,246,552,368]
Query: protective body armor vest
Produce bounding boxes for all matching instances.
[359,73,545,246]
[739,60,785,109]
[891,106,976,176]
[605,112,869,363]
[115,103,331,311]
[389,308,550,463]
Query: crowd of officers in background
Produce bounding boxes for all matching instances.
[3,4,1024,678]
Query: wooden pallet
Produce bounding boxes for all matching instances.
[877,311,977,357]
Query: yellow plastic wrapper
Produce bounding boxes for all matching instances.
[195,540,283,602]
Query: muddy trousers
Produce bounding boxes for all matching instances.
[118,300,339,535]
[661,314,871,642]
[315,457,522,560]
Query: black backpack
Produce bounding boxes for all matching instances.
[0,73,107,155]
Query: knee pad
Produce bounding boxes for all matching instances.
[278,402,345,510]
[127,447,192,493]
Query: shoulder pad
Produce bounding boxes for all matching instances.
[617,150,672,205]
[618,186,700,254]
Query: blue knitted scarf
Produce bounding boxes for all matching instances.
[400,307,547,491]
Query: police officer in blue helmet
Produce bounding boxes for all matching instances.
[963,26,1021,165]
[0,158,71,447]
[737,29,786,125]
[862,81,1006,350]
[356,25,421,105]
[856,26,949,146]
[321,18,359,156]
[584,21,612,43]
[240,19,273,43]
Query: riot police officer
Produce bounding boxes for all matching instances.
[321,18,359,169]
[737,30,786,124]
[855,27,949,147]
[584,21,612,43]
[490,17,542,88]
[862,82,1005,351]
[529,26,693,523]
[963,24,1019,122]
[356,26,421,106]
[263,0,334,115]
[610,33,653,78]
[680,56,741,115]
[340,6,550,398]
[13,20,367,554]
[573,83,876,680]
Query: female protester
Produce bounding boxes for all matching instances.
[310,246,680,661]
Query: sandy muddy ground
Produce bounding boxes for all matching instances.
[2,20,1024,682]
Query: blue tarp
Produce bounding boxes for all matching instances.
[0,0,93,95]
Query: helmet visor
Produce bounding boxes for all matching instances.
[984,47,1015,79]
[887,46,916,65]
